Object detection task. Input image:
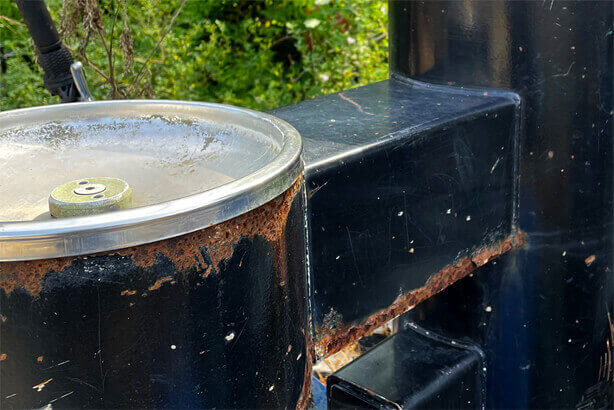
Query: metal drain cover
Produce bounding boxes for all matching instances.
[49,177,132,218]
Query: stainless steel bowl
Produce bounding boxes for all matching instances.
[0,100,302,260]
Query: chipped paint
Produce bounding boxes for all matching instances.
[148,276,173,291]
[0,177,308,408]
[314,231,527,357]
[0,178,302,296]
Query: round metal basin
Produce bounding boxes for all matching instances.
[0,101,310,408]
[0,100,302,260]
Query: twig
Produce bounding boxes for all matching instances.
[0,15,25,26]
[134,57,163,64]
[108,2,121,97]
[93,21,116,97]
[65,44,112,83]
[129,0,187,96]
[268,35,291,49]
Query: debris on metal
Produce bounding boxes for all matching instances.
[313,320,396,385]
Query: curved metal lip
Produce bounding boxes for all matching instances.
[0,100,303,261]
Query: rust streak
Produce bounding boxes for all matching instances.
[315,231,527,358]
[296,351,313,410]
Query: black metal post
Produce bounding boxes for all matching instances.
[390,1,613,407]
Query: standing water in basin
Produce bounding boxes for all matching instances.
[0,114,278,221]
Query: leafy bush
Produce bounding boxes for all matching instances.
[0,0,387,111]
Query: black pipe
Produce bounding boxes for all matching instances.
[15,0,80,102]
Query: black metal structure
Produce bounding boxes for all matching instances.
[320,1,612,408]
[5,0,613,408]
[392,1,613,408]
[328,323,484,409]
[273,79,522,358]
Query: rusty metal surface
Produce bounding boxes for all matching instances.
[0,178,309,408]
[315,231,527,358]
[0,178,302,296]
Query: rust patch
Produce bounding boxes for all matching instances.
[120,290,137,296]
[1,315,6,322]
[36,356,44,363]
[148,276,173,291]
[0,178,302,295]
[315,231,527,358]
[0,353,6,361]
[0,258,71,295]
[585,254,596,266]
[114,177,302,273]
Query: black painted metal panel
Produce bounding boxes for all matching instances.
[273,79,519,355]
[327,324,484,409]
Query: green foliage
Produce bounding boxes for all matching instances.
[1,0,387,111]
